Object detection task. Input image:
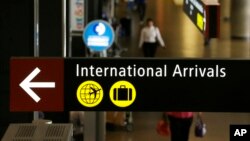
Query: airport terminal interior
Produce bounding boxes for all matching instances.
[107,1,250,141]
[1,0,250,141]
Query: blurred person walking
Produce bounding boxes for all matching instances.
[136,0,147,24]
[167,112,194,141]
[127,0,135,12]
[139,18,165,57]
[166,112,204,141]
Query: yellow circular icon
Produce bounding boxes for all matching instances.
[76,80,103,108]
[109,80,136,108]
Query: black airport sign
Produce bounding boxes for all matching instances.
[183,0,220,38]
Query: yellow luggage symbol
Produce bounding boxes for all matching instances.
[110,81,136,108]
[113,85,132,101]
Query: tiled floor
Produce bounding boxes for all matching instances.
[106,0,250,141]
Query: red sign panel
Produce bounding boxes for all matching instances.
[10,58,64,112]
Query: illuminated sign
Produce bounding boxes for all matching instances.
[83,20,115,52]
[10,58,250,112]
[183,0,220,38]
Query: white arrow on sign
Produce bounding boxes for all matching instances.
[19,67,55,103]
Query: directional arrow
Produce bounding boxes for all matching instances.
[19,67,55,103]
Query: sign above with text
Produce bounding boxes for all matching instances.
[10,58,250,112]
[183,0,220,38]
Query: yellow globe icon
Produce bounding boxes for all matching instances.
[76,80,103,107]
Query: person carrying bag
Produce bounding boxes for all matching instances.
[139,18,165,57]
[156,112,171,137]
[194,114,207,138]
[156,112,205,141]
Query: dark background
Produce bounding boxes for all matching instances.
[0,0,103,138]
[0,0,67,138]
[0,0,34,137]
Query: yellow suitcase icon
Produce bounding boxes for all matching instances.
[113,85,132,101]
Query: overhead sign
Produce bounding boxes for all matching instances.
[10,58,250,112]
[10,58,64,112]
[82,20,115,52]
[183,0,220,38]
